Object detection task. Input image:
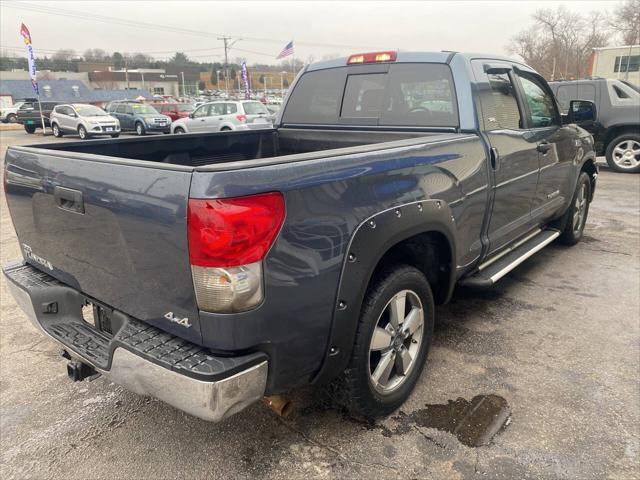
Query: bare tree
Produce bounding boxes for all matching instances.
[610,0,640,45]
[509,6,610,80]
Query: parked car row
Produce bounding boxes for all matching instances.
[10,99,276,139]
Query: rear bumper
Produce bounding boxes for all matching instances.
[3,261,268,422]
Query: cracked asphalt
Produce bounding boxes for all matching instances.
[1,130,639,479]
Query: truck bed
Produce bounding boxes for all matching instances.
[18,128,439,167]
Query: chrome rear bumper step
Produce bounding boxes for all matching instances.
[460,229,560,288]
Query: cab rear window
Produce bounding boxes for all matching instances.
[282,63,459,127]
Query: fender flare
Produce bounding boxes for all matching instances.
[312,199,457,385]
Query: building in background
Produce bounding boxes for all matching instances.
[88,70,180,97]
[588,45,640,86]
[0,79,152,107]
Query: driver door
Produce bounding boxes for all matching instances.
[189,104,211,132]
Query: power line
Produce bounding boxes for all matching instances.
[4,1,382,51]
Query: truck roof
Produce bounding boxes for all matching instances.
[306,51,531,72]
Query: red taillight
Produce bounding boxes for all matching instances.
[236,114,247,123]
[347,51,397,65]
[188,192,285,268]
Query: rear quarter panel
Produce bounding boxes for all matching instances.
[190,134,489,391]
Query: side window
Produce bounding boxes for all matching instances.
[211,104,225,115]
[479,73,523,131]
[613,85,630,99]
[115,104,126,114]
[225,103,238,114]
[517,74,559,128]
[193,105,210,118]
[125,105,134,115]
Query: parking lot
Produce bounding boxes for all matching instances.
[0,130,638,479]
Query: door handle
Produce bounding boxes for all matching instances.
[53,186,84,214]
[490,147,500,170]
[537,142,552,154]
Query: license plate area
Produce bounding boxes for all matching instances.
[82,301,114,336]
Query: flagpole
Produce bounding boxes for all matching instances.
[36,90,45,132]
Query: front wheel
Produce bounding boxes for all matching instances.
[174,127,186,134]
[605,134,640,173]
[78,125,88,140]
[6,113,17,123]
[110,133,120,138]
[52,123,63,137]
[24,125,36,134]
[338,264,434,418]
[558,171,592,245]
[135,122,145,136]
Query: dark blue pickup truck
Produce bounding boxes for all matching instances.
[3,51,597,421]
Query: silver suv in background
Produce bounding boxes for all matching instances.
[50,104,120,139]
[171,100,273,134]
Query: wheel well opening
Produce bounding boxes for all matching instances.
[605,126,639,148]
[371,232,452,304]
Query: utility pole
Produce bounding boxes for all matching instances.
[218,35,240,98]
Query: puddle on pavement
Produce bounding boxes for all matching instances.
[381,394,511,447]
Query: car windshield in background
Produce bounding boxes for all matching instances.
[75,105,108,116]
[242,102,269,114]
[283,63,459,127]
[178,104,195,112]
[131,104,160,114]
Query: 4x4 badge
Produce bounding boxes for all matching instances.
[163,312,192,328]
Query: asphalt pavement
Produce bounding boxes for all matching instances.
[1,129,638,479]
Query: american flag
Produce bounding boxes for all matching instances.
[276,41,294,59]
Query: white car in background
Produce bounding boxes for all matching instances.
[0,101,25,123]
[50,104,120,139]
[171,100,273,134]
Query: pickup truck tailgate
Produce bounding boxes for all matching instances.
[3,148,202,343]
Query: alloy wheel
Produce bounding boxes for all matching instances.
[369,289,424,394]
[573,183,587,234]
[612,139,640,170]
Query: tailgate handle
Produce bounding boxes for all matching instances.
[54,186,85,214]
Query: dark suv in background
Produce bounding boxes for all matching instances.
[105,101,172,135]
[550,79,640,173]
[17,100,59,134]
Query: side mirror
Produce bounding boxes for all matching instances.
[188,113,194,119]
[566,100,596,125]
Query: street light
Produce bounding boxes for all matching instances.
[280,70,287,97]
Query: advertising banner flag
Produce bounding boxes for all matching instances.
[241,61,250,99]
[20,23,39,94]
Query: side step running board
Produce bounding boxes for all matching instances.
[460,229,560,288]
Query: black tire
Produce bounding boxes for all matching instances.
[110,133,120,138]
[339,264,435,419]
[220,126,232,131]
[605,133,640,173]
[6,113,17,123]
[135,122,145,136]
[52,123,63,138]
[78,125,88,140]
[558,172,592,245]
[24,124,36,134]
[174,127,185,134]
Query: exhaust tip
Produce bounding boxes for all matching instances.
[263,395,294,417]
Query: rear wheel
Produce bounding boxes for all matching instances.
[78,125,88,140]
[24,124,36,134]
[605,134,640,173]
[220,126,232,131]
[135,122,145,136]
[52,123,63,137]
[339,264,434,418]
[558,172,591,245]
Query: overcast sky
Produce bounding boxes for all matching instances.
[0,0,617,65]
